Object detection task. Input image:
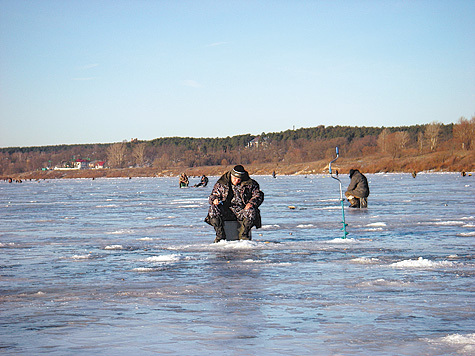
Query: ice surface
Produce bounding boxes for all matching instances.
[0,173,474,355]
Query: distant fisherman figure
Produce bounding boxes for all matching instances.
[194,175,209,188]
[179,173,189,188]
[205,165,264,243]
[345,169,369,208]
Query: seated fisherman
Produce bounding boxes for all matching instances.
[194,175,209,187]
[205,165,264,242]
[345,169,370,208]
[179,173,189,188]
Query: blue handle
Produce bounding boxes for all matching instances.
[336,147,339,155]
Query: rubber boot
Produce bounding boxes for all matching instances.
[238,219,253,240]
[348,197,360,208]
[209,217,226,243]
[360,197,368,208]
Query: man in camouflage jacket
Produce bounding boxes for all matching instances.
[205,165,264,242]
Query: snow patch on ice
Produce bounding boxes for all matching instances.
[433,220,465,226]
[106,229,133,235]
[0,242,16,248]
[390,257,455,268]
[211,240,259,249]
[351,257,380,264]
[132,267,157,272]
[104,245,124,250]
[260,224,280,229]
[325,238,358,244]
[297,224,314,228]
[367,222,386,227]
[71,254,91,259]
[145,254,181,263]
[429,333,475,354]
[243,259,265,263]
[357,279,414,288]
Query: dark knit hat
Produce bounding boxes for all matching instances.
[231,165,247,178]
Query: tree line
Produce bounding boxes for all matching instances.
[1,117,473,175]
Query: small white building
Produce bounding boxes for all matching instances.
[248,136,261,148]
[74,159,89,169]
[248,136,268,148]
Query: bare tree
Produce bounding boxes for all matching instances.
[386,132,400,158]
[425,121,441,151]
[153,153,170,171]
[417,131,424,154]
[107,143,127,168]
[383,131,411,159]
[377,128,391,154]
[396,131,410,150]
[453,116,475,150]
[346,136,377,157]
[132,143,147,167]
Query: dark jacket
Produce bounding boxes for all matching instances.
[205,171,264,228]
[346,169,370,198]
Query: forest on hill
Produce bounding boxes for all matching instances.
[1,117,474,178]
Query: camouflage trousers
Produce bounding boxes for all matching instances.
[208,203,259,224]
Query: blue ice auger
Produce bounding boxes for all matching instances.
[329,147,348,239]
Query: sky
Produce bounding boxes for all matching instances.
[1,0,474,148]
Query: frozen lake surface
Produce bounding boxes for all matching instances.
[1,173,474,355]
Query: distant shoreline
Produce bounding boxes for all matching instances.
[2,151,473,181]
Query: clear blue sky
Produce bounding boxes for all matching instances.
[1,0,474,148]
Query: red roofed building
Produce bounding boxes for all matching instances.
[74,159,89,169]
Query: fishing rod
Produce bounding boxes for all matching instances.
[328,147,348,239]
